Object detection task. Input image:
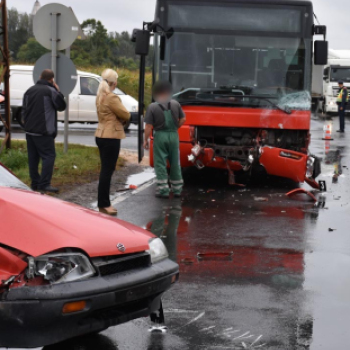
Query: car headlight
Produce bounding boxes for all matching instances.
[147,238,168,263]
[132,105,138,112]
[27,253,96,284]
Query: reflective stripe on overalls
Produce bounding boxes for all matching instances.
[153,102,183,196]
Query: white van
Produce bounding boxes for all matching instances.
[10,65,139,129]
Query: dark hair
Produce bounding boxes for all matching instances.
[40,69,55,81]
[339,81,344,85]
[153,81,172,96]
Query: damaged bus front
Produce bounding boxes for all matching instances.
[149,0,327,186]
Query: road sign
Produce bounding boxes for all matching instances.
[33,3,79,51]
[33,53,78,96]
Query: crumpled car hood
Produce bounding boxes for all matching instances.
[0,187,154,258]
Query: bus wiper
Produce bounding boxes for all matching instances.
[253,95,292,115]
[196,95,292,115]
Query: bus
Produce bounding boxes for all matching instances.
[137,0,327,187]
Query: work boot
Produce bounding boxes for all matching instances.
[40,185,59,194]
[337,130,345,133]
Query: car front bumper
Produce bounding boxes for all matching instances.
[0,259,179,348]
[130,112,139,124]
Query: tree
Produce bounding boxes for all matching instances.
[8,8,33,59]
[17,38,48,63]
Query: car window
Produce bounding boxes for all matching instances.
[113,88,126,95]
[0,165,30,191]
[80,77,100,96]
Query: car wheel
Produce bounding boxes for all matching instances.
[124,120,131,131]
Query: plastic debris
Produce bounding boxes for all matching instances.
[129,184,138,190]
[328,228,337,232]
[148,326,168,333]
[73,165,78,169]
[254,197,269,202]
[181,258,195,265]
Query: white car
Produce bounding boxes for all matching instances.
[10,66,139,130]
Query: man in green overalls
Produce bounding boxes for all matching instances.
[144,81,186,198]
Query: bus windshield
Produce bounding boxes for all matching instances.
[155,2,312,110]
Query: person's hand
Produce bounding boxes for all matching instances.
[143,140,149,150]
[53,81,60,92]
[340,107,343,111]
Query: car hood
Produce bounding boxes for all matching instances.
[0,187,154,258]
[117,94,138,109]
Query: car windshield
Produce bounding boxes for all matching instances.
[330,68,350,83]
[96,77,126,95]
[0,165,30,191]
[113,88,125,95]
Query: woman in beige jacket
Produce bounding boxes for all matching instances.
[95,69,130,215]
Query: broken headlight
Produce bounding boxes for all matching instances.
[27,253,96,284]
[147,238,169,263]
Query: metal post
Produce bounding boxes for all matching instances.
[138,55,146,163]
[64,46,70,153]
[1,0,10,150]
[50,12,59,77]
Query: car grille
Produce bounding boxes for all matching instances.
[92,252,151,277]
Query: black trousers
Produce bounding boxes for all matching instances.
[96,137,121,208]
[339,106,346,131]
[26,134,56,189]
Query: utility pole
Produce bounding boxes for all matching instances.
[0,0,11,152]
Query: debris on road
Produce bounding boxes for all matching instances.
[328,228,337,232]
[254,197,269,202]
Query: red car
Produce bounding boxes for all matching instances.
[0,163,179,348]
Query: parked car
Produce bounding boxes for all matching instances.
[10,65,139,130]
[0,163,179,348]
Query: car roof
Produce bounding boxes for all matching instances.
[10,65,100,78]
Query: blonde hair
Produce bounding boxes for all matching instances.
[97,68,119,104]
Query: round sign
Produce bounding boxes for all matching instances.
[33,53,78,96]
[33,3,80,51]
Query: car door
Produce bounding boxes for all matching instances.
[78,76,100,123]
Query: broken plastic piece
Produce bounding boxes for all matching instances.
[129,184,138,189]
[254,197,269,202]
[286,188,317,202]
[197,252,233,261]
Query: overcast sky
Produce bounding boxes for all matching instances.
[8,0,348,49]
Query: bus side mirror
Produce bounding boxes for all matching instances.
[160,36,166,61]
[132,29,151,56]
[314,41,328,65]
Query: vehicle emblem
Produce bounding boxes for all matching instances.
[117,243,126,252]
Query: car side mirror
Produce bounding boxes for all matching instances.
[314,41,328,65]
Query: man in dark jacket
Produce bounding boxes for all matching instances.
[22,69,66,193]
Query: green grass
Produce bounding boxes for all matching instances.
[0,140,125,188]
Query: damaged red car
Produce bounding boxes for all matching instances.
[0,164,179,348]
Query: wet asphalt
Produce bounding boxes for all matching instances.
[8,123,139,151]
[8,116,350,350]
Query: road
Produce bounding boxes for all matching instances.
[3,116,350,350]
[31,115,349,350]
[5,123,139,151]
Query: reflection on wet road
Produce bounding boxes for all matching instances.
[22,118,350,349]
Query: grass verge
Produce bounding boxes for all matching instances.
[0,140,125,188]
